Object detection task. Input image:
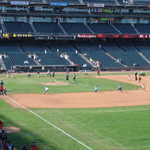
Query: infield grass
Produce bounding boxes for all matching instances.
[0,73,139,93]
[1,100,150,150]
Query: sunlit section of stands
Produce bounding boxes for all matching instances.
[21,44,69,65]
[117,41,150,68]
[0,44,36,69]
[103,42,129,66]
[50,44,92,69]
[76,42,122,69]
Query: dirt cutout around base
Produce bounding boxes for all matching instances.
[41,81,69,86]
[3,126,20,133]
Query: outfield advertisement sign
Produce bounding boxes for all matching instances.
[77,33,150,39]
[87,3,105,7]
[49,2,68,7]
[139,34,150,38]
[77,34,96,38]
[10,1,29,5]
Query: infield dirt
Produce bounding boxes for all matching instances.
[1,74,150,108]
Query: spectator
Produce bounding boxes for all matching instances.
[0,121,3,131]
[7,141,14,150]
[12,146,17,150]
[0,130,8,144]
[31,144,38,150]
[22,145,28,150]
[0,140,3,150]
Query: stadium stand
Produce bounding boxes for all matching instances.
[87,23,118,34]
[20,44,69,65]
[103,42,129,66]
[113,23,137,34]
[0,44,36,69]
[116,41,150,68]
[76,42,123,69]
[134,24,150,34]
[60,23,91,34]
[4,22,33,34]
[49,43,92,69]
[135,41,150,62]
[33,22,64,35]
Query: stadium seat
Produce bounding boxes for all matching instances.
[76,42,123,69]
[113,23,137,34]
[134,24,150,34]
[60,23,91,34]
[87,23,118,34]
[4,22,33,34]
[33,22,64,35]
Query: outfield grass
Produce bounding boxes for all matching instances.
[0,73,139,93]
[1,100,150,150]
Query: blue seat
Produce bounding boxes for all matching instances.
[4,22,33,34]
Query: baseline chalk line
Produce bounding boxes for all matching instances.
[6,95,93,150]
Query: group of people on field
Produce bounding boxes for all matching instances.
[43,70,77,94]
[0,120,38,150]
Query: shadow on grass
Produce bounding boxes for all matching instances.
[0,113,61,150]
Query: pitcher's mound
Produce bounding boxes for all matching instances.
[42,81,69,86]
[3,126,20,133]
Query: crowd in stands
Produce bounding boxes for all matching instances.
[0,120,38,150]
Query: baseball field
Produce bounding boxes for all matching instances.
[1,72,150,150]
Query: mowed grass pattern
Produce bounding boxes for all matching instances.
[0,73,139,93]
[1,100,150,150]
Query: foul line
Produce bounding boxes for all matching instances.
[6,96,93,150]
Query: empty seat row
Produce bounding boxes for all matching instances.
[1,41,150,70]
[2,22,150,34]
